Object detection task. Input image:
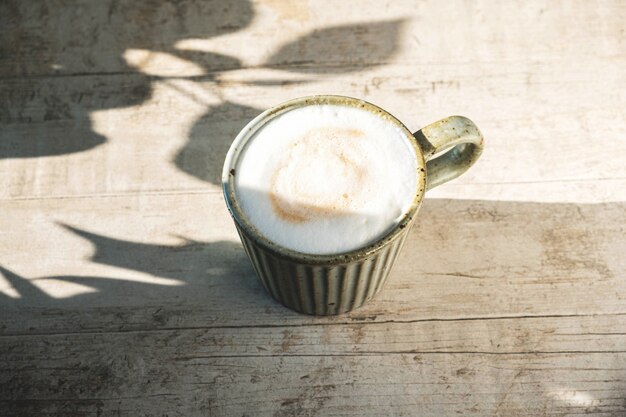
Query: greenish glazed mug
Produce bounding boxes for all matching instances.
[223,95,483,315]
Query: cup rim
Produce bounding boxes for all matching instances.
[222,95,427,264]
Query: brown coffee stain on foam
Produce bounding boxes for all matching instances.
[332,127,365,139]
[338,151,363,179]
[269,192,344,224]
[270,127,366,224]
[269,193,308,223]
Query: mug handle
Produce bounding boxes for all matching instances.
[414,116,484,190]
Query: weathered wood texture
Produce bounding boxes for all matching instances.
[1,0,625,416]
[1,196,625,332]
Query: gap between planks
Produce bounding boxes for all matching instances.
[2,177,625,202]
[1,312,624,338]
[174,350,626,360]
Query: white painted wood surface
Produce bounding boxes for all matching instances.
[1,0,625,415]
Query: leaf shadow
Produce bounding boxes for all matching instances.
[173,101,263,185]
[0,0,254,159]
[265,19,407,73]
[0,199,622,322]
[172,19,407,185]
[0,224,266,310]
[167,50,243,73]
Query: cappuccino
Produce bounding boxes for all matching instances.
[234,103,418,255]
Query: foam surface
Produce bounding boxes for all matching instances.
[234,104,418,254]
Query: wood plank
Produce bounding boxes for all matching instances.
[1,194,624,333]
[2,0,624,77]
[2,314,625,356]
[1,348,625,416]
[3,1,626,416]
[1,57,625,199]
[0,0,626,417]
[2,309,625,413]
[2,0,625,199]
[426,178,626,204]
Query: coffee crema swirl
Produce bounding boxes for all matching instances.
[269,127,368,223]
[233,104,418,255]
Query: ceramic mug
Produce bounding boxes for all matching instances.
[223,95,483,315]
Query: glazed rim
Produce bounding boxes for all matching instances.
[222,95,427,265]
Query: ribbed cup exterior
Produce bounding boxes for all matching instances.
[223,96,428,316]
[235,224,410,315]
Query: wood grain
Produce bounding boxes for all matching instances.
[1,0,625,415]
[2,350,625,416]
[1,195,624,332]
[2,60,625,199]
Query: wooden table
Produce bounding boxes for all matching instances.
[1,1,625,415]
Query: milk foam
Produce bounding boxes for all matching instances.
[235,104,418,255]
